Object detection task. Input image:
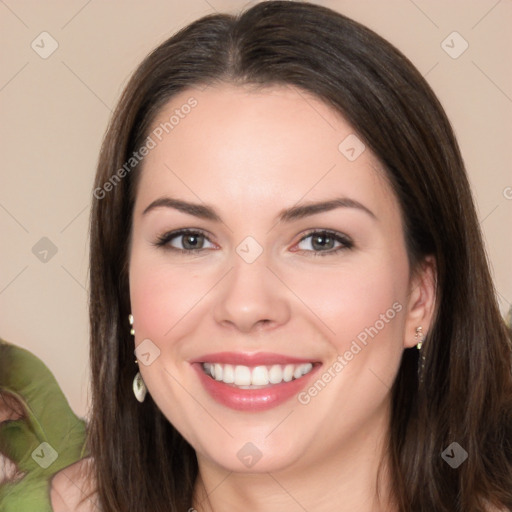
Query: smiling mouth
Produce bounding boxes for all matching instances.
[201,362,316,389]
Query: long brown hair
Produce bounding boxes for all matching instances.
[84,1,512,510]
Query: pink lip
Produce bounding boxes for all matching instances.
[190,352,321,412]
[190,351,317,366]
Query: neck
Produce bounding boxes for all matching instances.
[192,400,396,512]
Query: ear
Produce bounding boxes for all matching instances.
[403,255,437,349]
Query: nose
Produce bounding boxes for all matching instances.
[212,249,291,334]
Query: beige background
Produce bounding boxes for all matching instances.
[0,0,511,420]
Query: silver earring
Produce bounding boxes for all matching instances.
[133,371,147,402]
[129,314,135,336]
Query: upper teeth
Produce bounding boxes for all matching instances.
[202,362,313,387]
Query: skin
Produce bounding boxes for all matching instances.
[0,392,23,422]
[127,83,437,512]
[49,458,96,512]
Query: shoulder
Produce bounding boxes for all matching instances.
[50,457,99,512]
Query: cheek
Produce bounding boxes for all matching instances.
[287,255,408,357]
[284,253,408,384]
[129,258,199,343]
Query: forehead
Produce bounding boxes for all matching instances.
[134,83,399,221]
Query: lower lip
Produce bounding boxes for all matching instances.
[192,363,321,411]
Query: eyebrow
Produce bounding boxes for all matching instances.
[142,196,377,222]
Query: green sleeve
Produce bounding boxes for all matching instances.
[0,338,90,511]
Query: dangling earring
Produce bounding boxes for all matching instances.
[129,314,146,402]
[133,371,147,403]
[415,326,426,383]
[415,326,423,349]
[129,314,135,336]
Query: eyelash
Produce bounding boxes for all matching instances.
[153,228,353,257]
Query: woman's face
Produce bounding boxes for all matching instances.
[129,83,434,473]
